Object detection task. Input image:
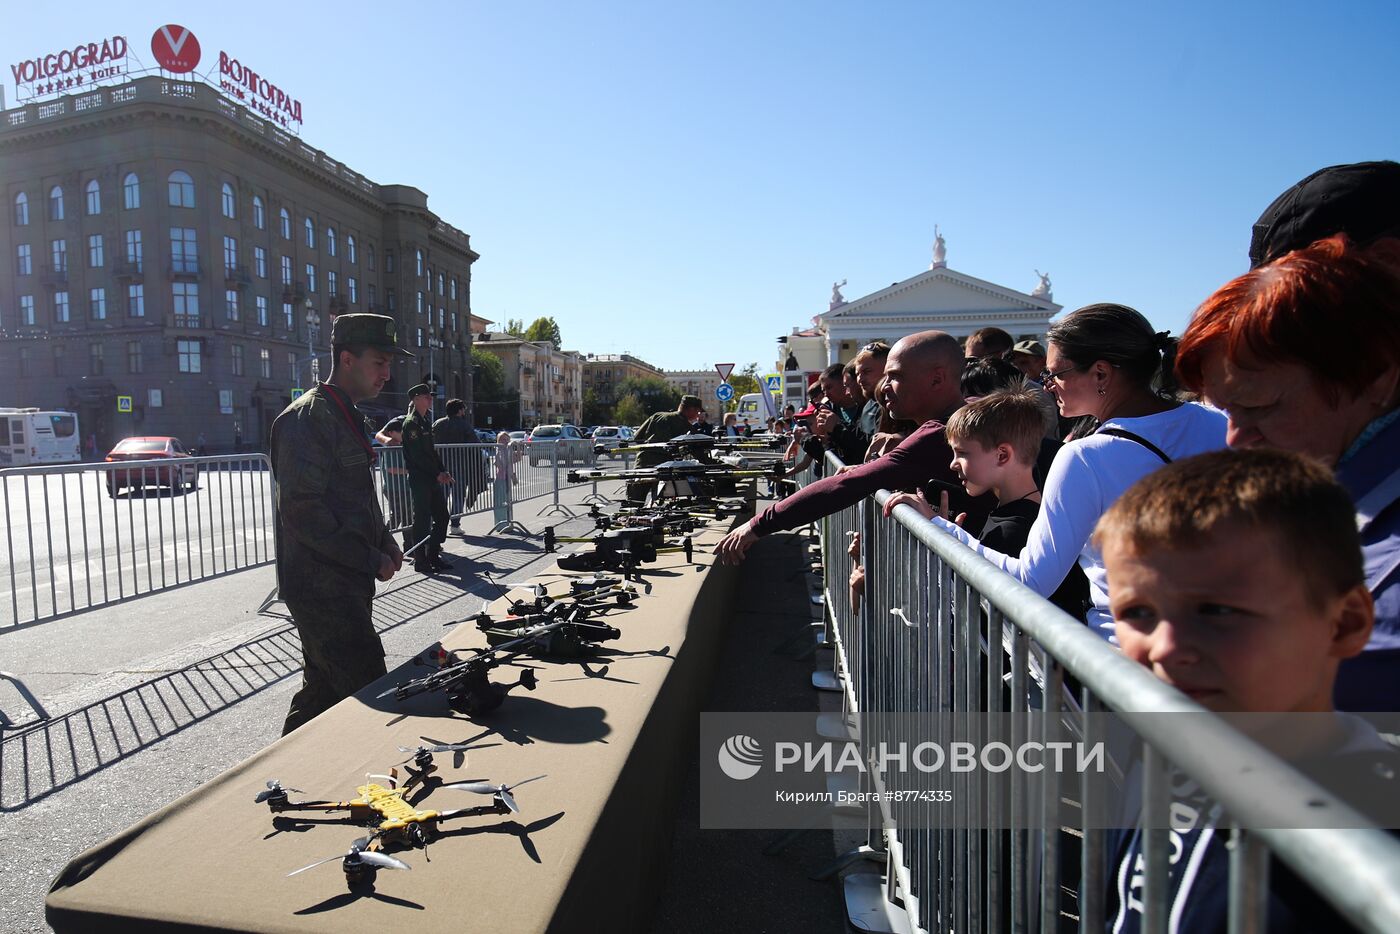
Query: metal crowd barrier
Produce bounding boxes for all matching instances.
[0,455,274,629]
[800,451,1400,934]
[372,441,564,532]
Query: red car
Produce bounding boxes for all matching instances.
[104,436,199,496]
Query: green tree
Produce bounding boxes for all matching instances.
[725,373,761,412]
[615,376,681,415]
[502,318,527,337]
[471,347,505,398]
[614,393,646,427]
[582,388,611,425]
[523,316,562,349]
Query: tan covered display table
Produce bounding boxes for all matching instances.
[47,518,741,933]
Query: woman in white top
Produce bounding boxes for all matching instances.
[904,303,1228,638]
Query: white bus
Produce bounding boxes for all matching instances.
[0,408,82,466]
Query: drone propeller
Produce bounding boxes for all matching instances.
[254,779,303,803]
[287,836,411,877]
[396,743,471,765]
[441,774,547,814]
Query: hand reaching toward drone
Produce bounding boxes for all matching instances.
[716,521,759,564]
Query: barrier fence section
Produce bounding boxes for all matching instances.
[802,451,1400,934]
[0,455,274,629]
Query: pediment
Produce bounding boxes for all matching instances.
[822,266,1059,321]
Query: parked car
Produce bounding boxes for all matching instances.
[591,425,635,458]
[526,424,595,466]
[474,429,499,443]
[104,436,198,496]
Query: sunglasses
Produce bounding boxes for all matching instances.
[1039,364,1079,385]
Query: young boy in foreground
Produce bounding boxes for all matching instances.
[1093,447,1398,933]
[886,389,1087,614]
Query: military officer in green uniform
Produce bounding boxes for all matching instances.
[401,384,454,573]
[270,313,409,735]
[627,394,706,501]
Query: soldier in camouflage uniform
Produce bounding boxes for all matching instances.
[401,383,453,574]
[270,314,410,735]
[627,394,706,502]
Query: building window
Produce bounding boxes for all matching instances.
[49,185,64,220]
[19,294,35,325]
[327,270,338,297]
[127,341,142,374]
[450,278,457,301]
[259,347,271,378]
[54,291,70,322]
[125,229,142,271]
[16,243,31,276]
[225,289,240,321]
[173,282,199,326]
[416,291,424,314]
[304,217,315,249]
[366,244,375,270]
[177,339,201,373]
[256,295,268,326]
[417,327,423,347]
[88,234,104,268]
[18,346,32,376]
[386,289,396,312]
[437,273,444,296]
[85,180,101,215]
[287,351,297,382]
[367,283,376,307]
[14,192,29,226]
[171,227,198,273]
[415,249,423,277]
[89,343,104,375]
[348,277,357,303]
[252,195,265,230]
[221,182,236,218]
[51,238,67,272]
[279,207,291,239]
[305,263,316,293]
[385,249,395,273]
[167,170,195,208]
[127,283,144,317]
[326,227,337,257]
[231,343,244,376]
[347,235,356,265]
[52,344,64,375]
[254,246,267,278]
[450,311,457,332]
[282,302,293,329]
[222,235,238,274]
[89,287,106,320]
[280,255,292,286]
[438,307,444,329]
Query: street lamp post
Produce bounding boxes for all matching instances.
[304,299,321,386]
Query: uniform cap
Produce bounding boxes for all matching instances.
[1249,161,1400,268]
[408,383,433,398]
[1010,339,1046,357]
[329,313,414,357]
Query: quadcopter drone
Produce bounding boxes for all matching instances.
[255,749,545,886]
[543,524,694,576]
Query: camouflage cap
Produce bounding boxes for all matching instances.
[329,313,414,357]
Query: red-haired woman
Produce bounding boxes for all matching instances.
[1178,233,1400,710]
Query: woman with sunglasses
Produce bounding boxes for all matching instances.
[912,303,1226,638]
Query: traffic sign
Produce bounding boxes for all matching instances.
[763,374,782,392]
[291,387,304,400]
[714,362,735,382]
[715,383,735,403]
[116,395,133,413]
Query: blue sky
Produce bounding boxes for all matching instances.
[5,1,1398,370]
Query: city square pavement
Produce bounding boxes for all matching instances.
[0,480,847,933]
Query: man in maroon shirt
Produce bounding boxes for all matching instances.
[716,330,990,564]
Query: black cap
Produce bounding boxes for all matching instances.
[1249,161,1400,268]
[408,383,433,398]
[329,313,414,357]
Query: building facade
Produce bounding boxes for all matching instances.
[0,76,478,452]
[473,332,582,429]
[661,370,725,408]
[582,353,664,408]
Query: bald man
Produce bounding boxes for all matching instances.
[717,330,993,563]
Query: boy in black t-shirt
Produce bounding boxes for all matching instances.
[886,388,1088,614]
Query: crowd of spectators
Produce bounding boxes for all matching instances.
[716,160,1400,930]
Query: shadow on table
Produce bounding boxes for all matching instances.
[0,573,482,812]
